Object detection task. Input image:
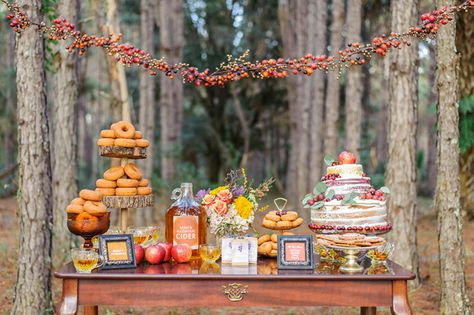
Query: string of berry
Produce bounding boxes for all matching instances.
[2,0,473,87]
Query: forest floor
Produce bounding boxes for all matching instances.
[1,196,473,315]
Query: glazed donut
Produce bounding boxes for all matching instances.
[116,187,137,196]
[76,212,98,222]
[100,129,116,138]
[97,138,115,146]
[112,121,135,139]
[96,188,115,196]
[135,139,150,148]
[83,201,107,215]
[134,131,143,139]
[96,179,117,188]
[114,138,136,148]
[258,234,271,245]
[280,211,298,221]
[138,179,149,187]
[137,186,152,195]
[124,163,142,180]
[79,189,103,202]
[103,166,124,181]
[66,204,83,214]
[71,197,85,206]
[117,178,139,188]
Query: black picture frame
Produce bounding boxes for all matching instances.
[98,234,136,269]
[277,235,314,270]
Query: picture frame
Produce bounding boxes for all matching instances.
[277,235,314,270]
[98,234,136,269]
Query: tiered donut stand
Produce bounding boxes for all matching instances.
[98,145,154,231]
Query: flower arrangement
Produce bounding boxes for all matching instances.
[196,169,274,238]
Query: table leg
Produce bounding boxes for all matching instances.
[361,307,377,315]
[391,280,412,315]
[58,279,78,315]
[84,305,98,315]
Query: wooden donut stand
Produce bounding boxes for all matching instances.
[99,146,154,232]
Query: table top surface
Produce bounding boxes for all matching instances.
[55,257,416,281]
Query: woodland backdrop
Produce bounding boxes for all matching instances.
[0,0,473,314]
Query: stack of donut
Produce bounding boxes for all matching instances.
[66,189,107,219]
[258,232,294,257]
[262,210,304,230]
[95,162,152,196]
[97,121,150,148]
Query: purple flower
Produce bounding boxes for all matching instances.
[233,186,244,196]
[195,189,208,202]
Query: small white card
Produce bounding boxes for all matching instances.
[231,238,249,266]
[246,236,258,264]
[221,237,233,264]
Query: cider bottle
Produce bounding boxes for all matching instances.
[165,183,207,257]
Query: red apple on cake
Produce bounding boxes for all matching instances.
[338,151,356,164]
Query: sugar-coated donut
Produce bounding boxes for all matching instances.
[258,234,271,245]
[137,186,152,195]
[84,201,107,215]
[112,121,135,139]
[103,166,124,181]
[135,139,149,148]
[97,138,115,146]
[96,179,117,188]
[116,187,137,196]
[280,211,298,221]
[79,189,103,202]
[100,129,116,138]
[292,217,304,227]
[134,131,143,139]
[114,138,136,148]
[124,163,142,180]
[71,197,85,206]
[117,178,139,188]
[66,204,83,214]
[96,188,115,196]
[138,179,149,187]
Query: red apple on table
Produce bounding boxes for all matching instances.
[157,242,173,262]
[171,263,192,274]
[171,244,192,263]
[338,151,356,164]
[145,244,165,265]
[134,244,145,265]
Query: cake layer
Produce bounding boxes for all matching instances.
[325,177,371,195]
[327,164,363,178]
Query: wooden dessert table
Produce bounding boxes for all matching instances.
[55,257,415,315]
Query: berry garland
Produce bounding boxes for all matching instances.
[2,0,474,87]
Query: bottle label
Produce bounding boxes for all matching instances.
[173,216,199,249]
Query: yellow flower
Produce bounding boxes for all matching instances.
[234,196,253,219]
[210,185,228,196]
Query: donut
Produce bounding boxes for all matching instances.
[265,213,281,222]
[124,163,142,180]
[97,138,115,146]
[292,217,304,228]
[71,197,85,206]
[83,201,107,215]
[100,129,116,138]
[96,188,115,196]
[114,138,136,148]
[117,178,139,188]
[112,121,135,139]
[276,221,293,229]
[259,242,272,255]
[134,131,143,139]
[257,234,270,245]
[135,139,150,148]
[269,249,278,257]
[79,189,103,202]
[262,219,277,229]
[137,187,152,195]
[116,187,137,196]
[280,211,298,221]
[103,166,125,181]
[271,242,278,250]
[138,179,149,187]
[271,234,278,243]
[66,204,83,214]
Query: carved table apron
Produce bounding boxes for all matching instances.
[55,258,415,315]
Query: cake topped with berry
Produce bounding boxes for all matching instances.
[304,151,391,235]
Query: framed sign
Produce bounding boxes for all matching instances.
[98,234,136,269]
[277,235,314,270]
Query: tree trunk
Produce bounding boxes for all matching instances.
[159,0,184,183]
[436,0,471,313]
[344,0,363,159]
[457,5,474,220]
[137,0,156,225]
[11,0,53,313]
[52,0,79,263]
[386,0,420,286]
[308,0,327,188]
[324,0,344,157]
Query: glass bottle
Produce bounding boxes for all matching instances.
[165,183,207,257]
